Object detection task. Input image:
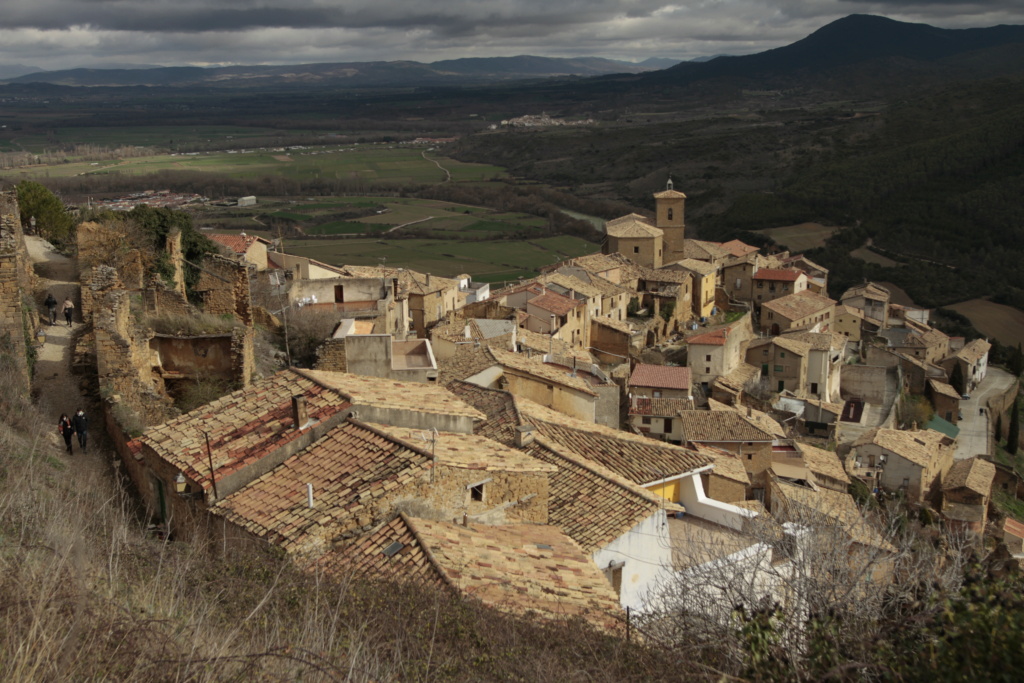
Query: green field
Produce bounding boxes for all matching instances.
[282,235,599,284]
[6,143,507,185]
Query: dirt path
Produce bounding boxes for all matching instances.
[26,236,110,480]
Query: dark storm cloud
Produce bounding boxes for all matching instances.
[0,0,1020,69]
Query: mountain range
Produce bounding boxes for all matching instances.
[1,15,1022,92]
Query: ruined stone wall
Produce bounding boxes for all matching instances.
[314,338,348,372]
[231,326,254,388]
[0,192,34,391]
[145,285,196,318]
[94,288,176,426]
[81,265,122,325]
[196,255,252,325]
[166,229,186,298]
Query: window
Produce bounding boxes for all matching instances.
[653,390,662,398]
[780,352,786,358]
[768,312,774,319]
[705,355,711,362]
[633,246,640,254]
[667,208,673,221]
[470,483,485,502]
[746,453,753,460]
[642,417,651,425]
[811,382,818,394]
[774,365,783,372]
[705,367,710,374]
[778,380,785,391]
[762,349,768,356]
[757,281,764,289]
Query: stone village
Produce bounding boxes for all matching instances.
[1,182,1020,634]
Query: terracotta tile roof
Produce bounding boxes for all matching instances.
[753,268,802,282]
[781,254,828,275]
[772,336,812,356]
[366,423,556,473]
[682,240,729,262]
[537,272,607,300]
[527,290,584,316]
[1002,517,1024,540]
[841,282,890,302]
[669,258,718,276]
[956,338,991,364]
[710,363,761,395]
[525,439,679,552]
[606,214,662,238]
[490,347,598,396]
[929,379,961,400]
[691,444,751,486]
[943,457,995,495]
[677,410,774,443]
[837,304,864,318]
[316,514,447,587]
[437,344,500,385]
[641,267,692,284]
[630,363,691,391]
[298,369,486,421]
[804,397,845,415]
[720,239,759,258]
[781,331,846,352]
[515,327,595,363]
[629,397,695,416]
[771,478,895,553]
[210,420,431,553]
[559,252,635,276]
[209,233,266,254]
[402,517,624,629]
[653,188,687,199]
[593,315,634,335]
[762,290,836,321]
[138,368,351,491]
[516,397,710,485]
[739,406,788,439]
[447,385,687,552]
[686,328,729,346]
[852,427,948,468]
[797,443,851,485]
[445,380,523,446]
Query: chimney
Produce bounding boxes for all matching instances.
[747,405,752,418]
[426,273,432,288]
[306,483,314,508]
[464,323,471,339]
[911,421,917,431]
[292,395,309,430]
[515,424,536,448]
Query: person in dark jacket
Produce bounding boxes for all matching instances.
[72,408,88,452]
[58,413,74,454]
[44,293,57,325]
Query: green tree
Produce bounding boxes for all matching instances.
[16,181,74,244]
[1009,398,1020,456]
[1010,343,1024,377]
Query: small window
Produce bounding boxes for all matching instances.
[653,390,662,398]
[470,483,485,502]
[705,354,711,362]
[667,208,674,221]
[633,246,640,254]
[604,561,625,596]
[762,349,768,356]
[746,453,753,460]
[811,383,818,394]
[705,367,710,373]
[642,416,651,425]
[774,365,783,372]
[780,352,786,358]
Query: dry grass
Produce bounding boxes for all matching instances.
[146,311,240,336]
[0,344,695,682]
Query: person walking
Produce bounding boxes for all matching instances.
[44,293,57,326]
[72,408,89,453]
[57,413,74,455]
[62,298,75,327]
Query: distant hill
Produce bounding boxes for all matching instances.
[647,14,1024,89]
[0,64,44,80]
[4,55,667,88]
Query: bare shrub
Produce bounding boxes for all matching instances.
[146,311,239,336]
[283,307,339,368]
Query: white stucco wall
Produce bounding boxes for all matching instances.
[677,473,756,531]
[592,510,675,613]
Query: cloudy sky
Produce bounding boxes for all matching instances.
[2,0,1022,71]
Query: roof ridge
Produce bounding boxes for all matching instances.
[531,433,678,510]
[348,417,436,463]
[398,512,460,593]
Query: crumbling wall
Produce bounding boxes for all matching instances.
[314,338,348,372]
[81,265,122,325]
[0,192,34,391]
[231,326,254,388]
[166,229,186,298]
[196,255,253,325]
[94,288,177,426]
[144,285,196,318]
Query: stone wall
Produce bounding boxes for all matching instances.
[231,326,254,388]
[314,338,348,371]
[196,255,252,325]
[166,229,186,298]
[0,192,34,391]
[81,265,122,324]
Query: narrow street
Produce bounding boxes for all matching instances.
[955,366,1016,460]
[25,235,111,483]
